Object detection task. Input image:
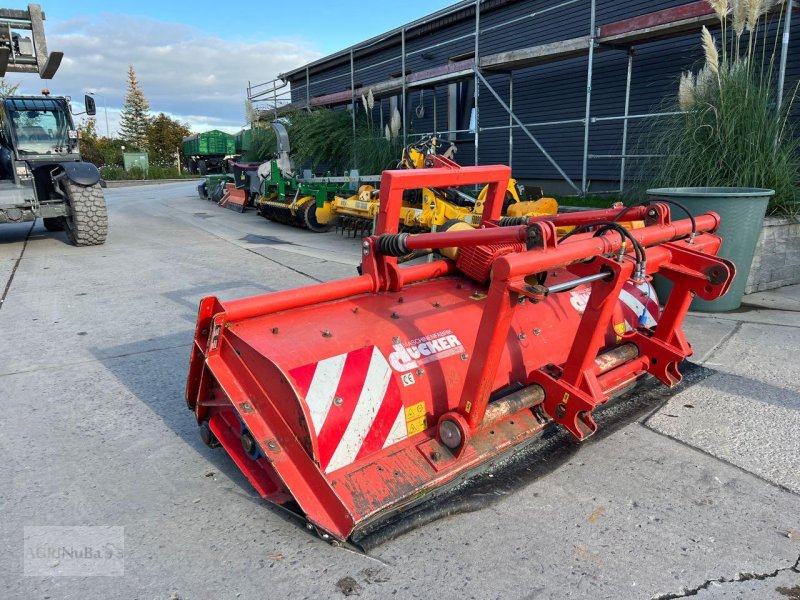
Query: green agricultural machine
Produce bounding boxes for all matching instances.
[197,173,233,202]
[253,123,379,232]
[182,129,236,175]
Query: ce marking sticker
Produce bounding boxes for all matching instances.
[401,372,416,387]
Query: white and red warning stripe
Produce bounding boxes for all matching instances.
[289,346,406,474]
[620,281,660,330]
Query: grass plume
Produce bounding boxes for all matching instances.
[643,0,799,215]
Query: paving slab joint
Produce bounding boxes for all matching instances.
[650,553,800,599]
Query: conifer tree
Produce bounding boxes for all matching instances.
[118,65,150,149]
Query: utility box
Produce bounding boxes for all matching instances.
[123,152,149,174]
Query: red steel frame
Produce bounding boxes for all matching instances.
[186,164,735,542]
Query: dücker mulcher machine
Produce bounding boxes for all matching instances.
[185,162,735,545]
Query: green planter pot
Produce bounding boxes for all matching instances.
[647,187,774,312]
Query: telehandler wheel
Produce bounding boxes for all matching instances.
[63,180,108,246]
[43,217,65,231]
[300,199,331,233]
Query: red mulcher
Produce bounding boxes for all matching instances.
[185,163,734,545]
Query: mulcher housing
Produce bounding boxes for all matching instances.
[186,163,735,544]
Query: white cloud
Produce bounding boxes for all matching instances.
[12,14,321,134]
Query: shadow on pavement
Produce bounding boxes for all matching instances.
[91,317,716,551]
[88,329,288,521]
[161,281,273,323]
[356,363,715,551]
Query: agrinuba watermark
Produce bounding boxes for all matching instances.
[24,526,124,576]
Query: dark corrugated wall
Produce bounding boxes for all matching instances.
[283,0,798,188]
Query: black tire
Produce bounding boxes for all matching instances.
[198,160,208,176]
[188,159,197,175]
[300,199,331,233]
[198,182,208,199]
[440,218,465,232]
[210,185,225,203]
[43,217,65,231]
[63,180,108,246]
[502,191,515,215]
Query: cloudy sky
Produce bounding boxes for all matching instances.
[7,0,452,135]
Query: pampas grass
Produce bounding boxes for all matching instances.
[679,73,696,110]
[709,0,730,20]
[733,0,748,36]
[702,26,720,74]
[647,0,799,214]
[390,108,402,139]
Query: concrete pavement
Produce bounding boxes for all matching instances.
[1,182,798,599]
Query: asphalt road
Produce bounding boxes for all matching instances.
[1,182,798,600]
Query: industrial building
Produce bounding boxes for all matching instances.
[249,0,797,195]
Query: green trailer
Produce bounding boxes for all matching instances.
[182,130,236,175]
[234,128,253,155]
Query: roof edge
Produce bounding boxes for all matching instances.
[279,0,480,80]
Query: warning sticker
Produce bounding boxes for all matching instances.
[405,401,427,435]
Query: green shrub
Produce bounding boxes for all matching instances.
[99,165,125,180]
[252,102,406,175]
[99,163,189,181]
[647,0,799,215]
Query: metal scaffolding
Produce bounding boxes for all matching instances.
[247,0,795,196]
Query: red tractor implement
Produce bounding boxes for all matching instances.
[185,163,735,545]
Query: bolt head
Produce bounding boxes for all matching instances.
[240,430,256,455]
[533,328,541,336]
[333,396,343,407]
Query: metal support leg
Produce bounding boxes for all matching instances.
[777,3,792,114]
[401,27,407,147]
[433,90,437,135]
[474,0,480,167]
[306,66,310,109]
[350,50,356,169]
[581,0,597,196]
[619,49,634,193]
[476,69,581,194]
[508,72,513,168]
[776,2,793,152]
